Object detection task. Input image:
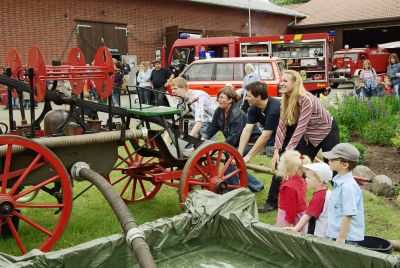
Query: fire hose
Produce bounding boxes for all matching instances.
[71,162,156,268]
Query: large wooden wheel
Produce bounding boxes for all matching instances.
[179,141,247,205]
[106,137,162,204]
[0,136,72,255]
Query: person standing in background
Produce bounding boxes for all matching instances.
[122,59,131,87]
[387,53,400,99]
[137,61,153,104]
[150,60,174,106]
[239,63,261,113]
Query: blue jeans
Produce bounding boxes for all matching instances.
[226,145,264,192]
[112,87,121,106]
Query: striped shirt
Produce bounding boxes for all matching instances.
[275,92,332,150]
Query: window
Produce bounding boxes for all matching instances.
[215,63,234,80]
[258,62,274,80]
[233,63,245,81]
[183,63,214,81]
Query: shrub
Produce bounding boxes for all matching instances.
[351,142,366,165]
[339,124,350,143]
[391,132,400,150]
[362,118,397,145]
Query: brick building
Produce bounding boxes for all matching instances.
[0,0,304,66]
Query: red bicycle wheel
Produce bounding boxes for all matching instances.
[106,137,162,204]
[179,141,247,205]
[0,136,72,255]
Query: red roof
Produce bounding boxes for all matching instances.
[285,0,400,27]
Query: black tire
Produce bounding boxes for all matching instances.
[331,83,339,89]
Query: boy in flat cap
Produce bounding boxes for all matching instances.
[323,143,364,245]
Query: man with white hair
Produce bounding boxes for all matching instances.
[240,63,261,113]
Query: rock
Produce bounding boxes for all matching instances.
[371,175,395,197]
[353,165,376,181]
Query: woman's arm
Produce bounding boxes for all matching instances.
[286,96,313,150]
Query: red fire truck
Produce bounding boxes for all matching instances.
[330,47,389,88]
[166,33,335,94]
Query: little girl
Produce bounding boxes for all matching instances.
[383,75,393,96]
[276,150,311,228]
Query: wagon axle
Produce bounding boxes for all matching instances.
[0,195,15,216]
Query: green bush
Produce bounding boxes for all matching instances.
[363,119,397,145]
[351,142,367,165]
[391,132,400,150]
[339,124,350,143]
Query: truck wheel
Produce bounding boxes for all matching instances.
[331,83,339,89]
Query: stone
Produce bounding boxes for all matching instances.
[371,175,395,197]
[353,165,376,181]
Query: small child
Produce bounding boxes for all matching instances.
[323,143,364,245]
[375,77,385,97]
[283,162,332,237]
[276,150,311,228]
[354,78,366,100]
[383,75,393,96]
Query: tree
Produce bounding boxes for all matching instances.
[271,0,310,5]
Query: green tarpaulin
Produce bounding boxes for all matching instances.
[1,189,399,267]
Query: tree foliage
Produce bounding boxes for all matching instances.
[271,0,310,5]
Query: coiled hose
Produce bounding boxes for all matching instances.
[71,162,156,268]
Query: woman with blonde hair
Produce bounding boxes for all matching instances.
[258,70,339,213]
[272,69,339,166]
[359,59,377,97]
[137,61,153,104]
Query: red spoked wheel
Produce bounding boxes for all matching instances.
[0,136,72,255]
[179,141,247,205]
[106,137,162,204]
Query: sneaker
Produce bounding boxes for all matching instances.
[258,203,276,213]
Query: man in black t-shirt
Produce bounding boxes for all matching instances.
[150,60,174,106]
[237,81,281,199]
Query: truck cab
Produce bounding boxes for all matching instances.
[330,47,389,88]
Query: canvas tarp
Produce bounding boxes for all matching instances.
[0,189,399,267]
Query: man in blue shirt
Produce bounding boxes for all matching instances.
[323,143,364,244]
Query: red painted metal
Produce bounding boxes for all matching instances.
[5,48,23,98]
[66,48,86,95]
[0,135,72,254]
[27,46,47,101]
[106,138,162,203]
[179,142,247,205]
[24,45,115,101]
[93,46,115,99]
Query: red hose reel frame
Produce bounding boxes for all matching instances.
[5,46,115,101]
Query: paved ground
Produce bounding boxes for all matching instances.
[0,83,354,132]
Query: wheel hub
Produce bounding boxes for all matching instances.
[0,195,15,216]
[209,176,227,193]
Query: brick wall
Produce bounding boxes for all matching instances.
[0,0,292,65]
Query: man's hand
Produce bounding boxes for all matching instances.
[270,149,280,170]
[282,227,297,232]
[336,237,346,244]
[243,154,251,164]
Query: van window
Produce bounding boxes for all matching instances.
[215,63,234,80]
[184,63,214,81]
[233,63,245,80]
[258,62,274,80]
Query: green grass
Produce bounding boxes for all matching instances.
[1,143,400,256]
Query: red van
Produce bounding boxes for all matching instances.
[180,57,283,97]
